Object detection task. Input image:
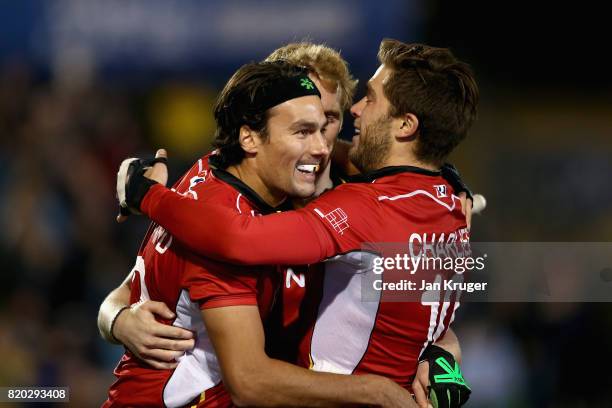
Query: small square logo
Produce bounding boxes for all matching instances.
[434,184,447,198]
[324,208,349,235]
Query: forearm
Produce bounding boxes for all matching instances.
[233,357,394,407]
[97,276,132,344]
[434,328,461,363]
[205,306,409,407]
[141,184,332,265]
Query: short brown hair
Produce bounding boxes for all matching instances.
[212,60,310,168]
[265,42,357,113]
[378,39,479,165]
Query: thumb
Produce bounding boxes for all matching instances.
[146,301,175,320]
[412,380,429,408]
[145,148,169,186]
[156,148,168,160]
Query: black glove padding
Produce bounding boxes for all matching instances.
[116,156,167,215]
[440,163,473,201]
[419,344,471,408]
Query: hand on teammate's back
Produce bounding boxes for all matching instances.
[458,191,472,231]
[113,300,195,369]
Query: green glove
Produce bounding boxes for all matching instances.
[419,344,471,408]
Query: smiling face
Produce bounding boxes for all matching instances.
[252,95,329,200]
[349,65,394,173]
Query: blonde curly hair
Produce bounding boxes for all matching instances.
[265,42,357,113]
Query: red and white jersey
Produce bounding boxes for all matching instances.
[105,154,282,408]
[141,165,469,390]
[296,167,468,387]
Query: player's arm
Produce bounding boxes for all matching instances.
[141,183,338,265]
[203,305,416,408]
[412,329,470,408]
[433,328,461,363]
[118,152,337,265]
[97,271,195,369]
[98,272,134,344]
[412,328,462,406]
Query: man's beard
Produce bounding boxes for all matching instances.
[349,115,392,173]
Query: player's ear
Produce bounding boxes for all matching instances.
[239,125,259,154]
[396,113,419,140]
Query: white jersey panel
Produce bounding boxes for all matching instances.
[310,251,381,374]
[163,289,222,407]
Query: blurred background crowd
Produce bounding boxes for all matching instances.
[0,1,610,406]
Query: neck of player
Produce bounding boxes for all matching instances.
[383,143,440,172]
[227,162,286,208]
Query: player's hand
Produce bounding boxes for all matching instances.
[376,376,419,408]
[116,148,169,223]
[144,148,169,185]
[112,300,195,369]
[412,361,433,408]
[417,345,471,408]
[458,192,473,231]
[440,163,474,229]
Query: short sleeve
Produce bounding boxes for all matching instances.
[181,256,259,310]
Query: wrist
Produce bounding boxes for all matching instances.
[109,305,131,344]
[368,375,395,407]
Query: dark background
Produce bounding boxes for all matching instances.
[1,1,610,406]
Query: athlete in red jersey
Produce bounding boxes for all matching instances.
[100,43,359,370]
[103,60,415,407]
[105,153,286,407]
[122,39,479,407]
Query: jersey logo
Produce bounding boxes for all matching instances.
[315,207,349,235]
[190,175,206,189]
[434,184,447,198]
[300,77,315,90]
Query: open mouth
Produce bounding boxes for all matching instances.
[296,164,320,174]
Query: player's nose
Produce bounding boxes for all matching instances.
[310,130,330,158]
[350,97,366,118]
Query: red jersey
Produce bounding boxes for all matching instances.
[105,154,284,408]
[140,165,469,389]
